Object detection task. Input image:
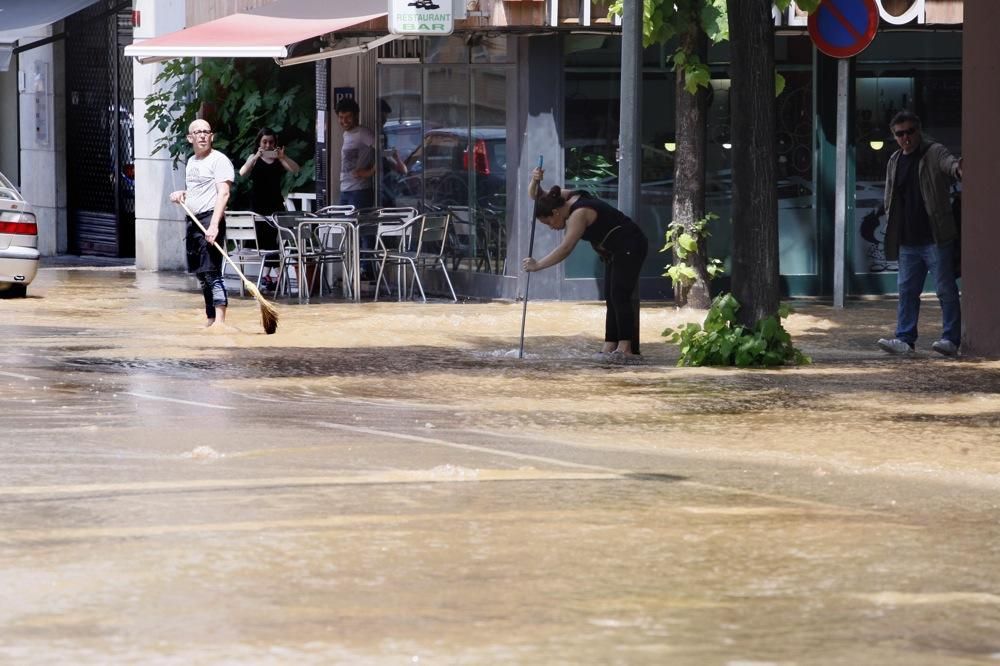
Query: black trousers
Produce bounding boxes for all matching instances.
[603,233,648,353]
[186,210,228,319]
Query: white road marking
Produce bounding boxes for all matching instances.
[0,507,613,543]
[0,469,620,498]
[0,370,40,381]
[122,391,235,410]
[345,424,882,515]
[316,421,620,473]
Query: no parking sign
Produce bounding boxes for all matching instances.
[808,0,879,58]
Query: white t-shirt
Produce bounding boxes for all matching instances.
[186,149,235,214]
[340,126,376,192]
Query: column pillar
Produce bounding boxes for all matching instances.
[18,27,66,255]
[132,0,186,270]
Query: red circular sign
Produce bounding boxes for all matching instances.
[808,0,879,59]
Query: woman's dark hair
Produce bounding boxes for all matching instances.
[534,185,566,219]
[256,127,278,146]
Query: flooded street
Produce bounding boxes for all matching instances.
[3,264,1000,664]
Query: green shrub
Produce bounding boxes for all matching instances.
[143,57,315,207]
[662,293,810,367]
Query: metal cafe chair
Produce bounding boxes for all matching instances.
[373,212,457,303]
[356,207,418,296]
[445,205,473,271]
[315,204,356,217]
[270,211,323,301]
[372,206,418,219]
[222,210,275,295]
[411,210,457,301]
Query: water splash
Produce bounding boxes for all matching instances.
[180,446,224,460]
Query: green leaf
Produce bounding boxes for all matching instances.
[678,232,698,253]
[758,316,779,341]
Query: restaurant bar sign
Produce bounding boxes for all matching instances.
[389,0,454,36]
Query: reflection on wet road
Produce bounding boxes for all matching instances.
[2,267,1000,664]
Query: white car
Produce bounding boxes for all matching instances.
[0,171,39,297]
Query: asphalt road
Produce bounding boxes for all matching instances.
[2,265,999,664]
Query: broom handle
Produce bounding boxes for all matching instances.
[178,201,256,290]
[518,155,543,359]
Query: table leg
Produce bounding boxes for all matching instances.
[297,225,307,304]
[352,227,360,303]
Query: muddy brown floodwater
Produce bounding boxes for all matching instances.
[1,265,1000,664]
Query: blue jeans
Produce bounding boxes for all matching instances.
[339,188,374,210]
[341,189,376,277]
[895,242,961,346]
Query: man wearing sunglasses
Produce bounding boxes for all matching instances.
[877,110,963,357]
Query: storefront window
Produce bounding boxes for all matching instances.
[378,44,511,275]
[424,36,468,64]
[379,67,422,209]
[702,40,816,279]
[470,35,510,64]
[563,36,674,280]
[563,35,816,286]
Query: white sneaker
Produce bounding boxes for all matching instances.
[877,337,914,355]
[931,339,959,357]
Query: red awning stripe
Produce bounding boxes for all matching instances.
[124,11,385,59]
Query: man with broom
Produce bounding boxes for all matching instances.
[169,119,235,330]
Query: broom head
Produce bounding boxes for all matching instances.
[242,278,279,335]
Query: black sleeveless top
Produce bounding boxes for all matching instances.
[571,194,645,255]
[249,158,286,215]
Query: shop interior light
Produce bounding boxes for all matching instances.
[869,140,885,150]
[722,142,732,150]
[664,142,676,152]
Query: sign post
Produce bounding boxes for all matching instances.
[808,0,879,309]
[388,0,454,36]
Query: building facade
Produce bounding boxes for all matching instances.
[0,0,967,302]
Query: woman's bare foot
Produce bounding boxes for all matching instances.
[607,350,643,365]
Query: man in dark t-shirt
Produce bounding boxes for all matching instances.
[877,111,963,357]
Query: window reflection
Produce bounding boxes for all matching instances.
[378,55,510,275]
[563,35,817,284]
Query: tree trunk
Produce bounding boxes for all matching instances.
[726,0,781,328]
[672,21,711,308]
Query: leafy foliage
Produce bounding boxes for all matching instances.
[596,0,819,95]
[566,147,617,183]
[660,212,724,290]
[662,293,810,367]
[143,58,315,205]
